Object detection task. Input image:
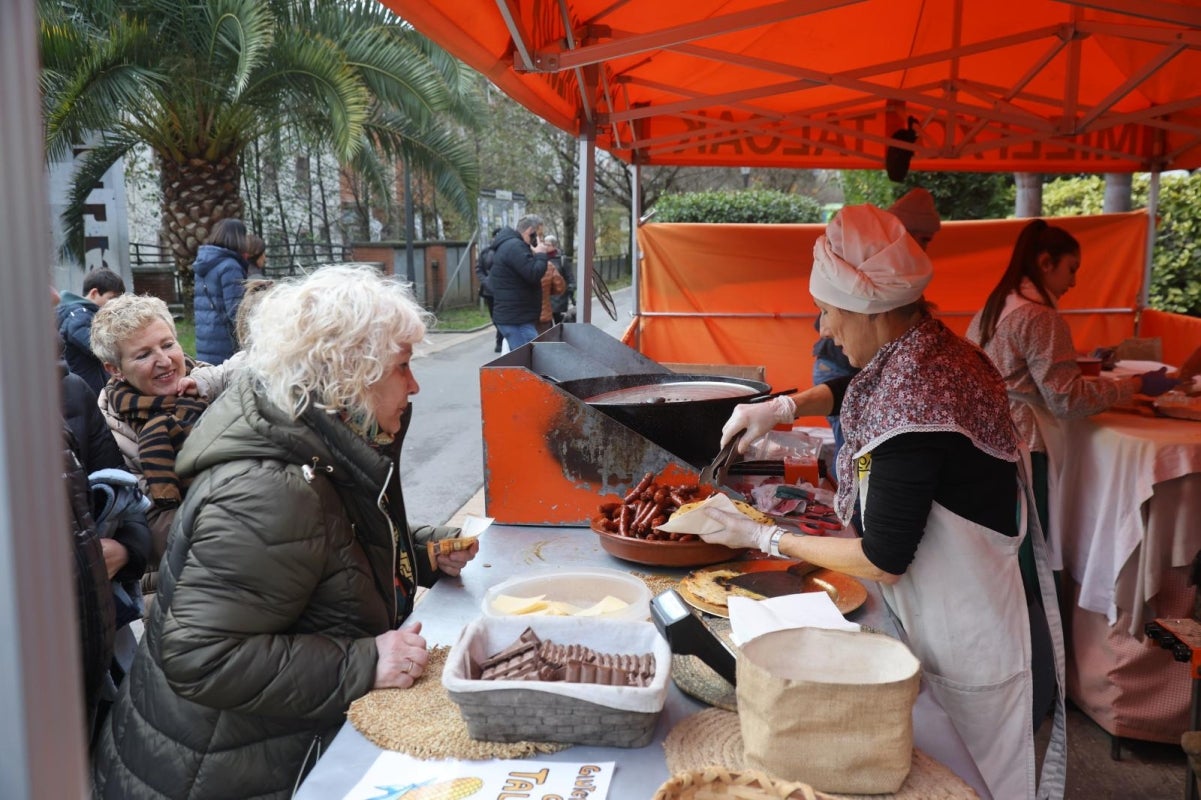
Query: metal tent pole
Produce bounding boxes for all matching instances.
[629,161,641,348]
[576,125,596,324]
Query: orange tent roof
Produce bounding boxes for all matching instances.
[385,0,1201,172]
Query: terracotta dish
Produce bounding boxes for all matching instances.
[591,517,745,567]
[677,559,867,618]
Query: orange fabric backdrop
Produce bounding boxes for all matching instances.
[624,212,1147,401]
[1140,309,1201,365]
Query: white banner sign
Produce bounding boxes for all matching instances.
[341,752,614,800]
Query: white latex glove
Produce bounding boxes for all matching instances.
[700,507,778,553]
[720,394,797,454]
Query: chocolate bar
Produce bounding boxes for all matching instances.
[427,536,478,570]
[473,630,656,686]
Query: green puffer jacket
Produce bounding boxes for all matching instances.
[93,371,453,799]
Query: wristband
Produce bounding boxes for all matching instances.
[768,528,786,558]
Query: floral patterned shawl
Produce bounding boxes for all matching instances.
[836,317,1020,522]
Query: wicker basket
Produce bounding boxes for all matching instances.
[443,615,671,747]
[653,767,830,800]
[447,685,659,746]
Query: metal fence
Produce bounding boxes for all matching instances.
[129,241,352,312]
[557,253,630,285]
[130,242,630,314]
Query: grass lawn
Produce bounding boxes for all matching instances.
[432,304,492,331]
[175,318,197,358]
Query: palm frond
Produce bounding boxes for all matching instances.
[245,29,368,160]
[41,14,163,163]
[204,0,275,97]
[364,109,480,221]
[345,146,395,210]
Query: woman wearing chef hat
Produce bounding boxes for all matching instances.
[812,188,942,461]
[710,205,1066,800]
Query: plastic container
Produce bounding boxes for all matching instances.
[481,567,652,621]
[1077,357,1102,377]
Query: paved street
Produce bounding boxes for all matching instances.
[402,286,633,527]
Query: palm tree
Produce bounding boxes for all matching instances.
[40,0,479,282]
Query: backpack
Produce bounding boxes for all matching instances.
[476,245,496,297]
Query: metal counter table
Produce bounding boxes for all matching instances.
[295,524,990,800]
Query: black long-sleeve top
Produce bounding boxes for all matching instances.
[826,377,1019,575]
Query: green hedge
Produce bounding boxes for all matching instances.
[651,189,823,223]
[1044,174,1201,316]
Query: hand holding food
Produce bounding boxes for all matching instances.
[427,536,479,574]
[720,394,797,453]
[699,506,778,553]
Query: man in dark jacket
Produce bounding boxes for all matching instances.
[57,268,126,395]
[487,214,551,351]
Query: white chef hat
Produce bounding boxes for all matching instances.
[888,187,941,238]
[809,204,934,314]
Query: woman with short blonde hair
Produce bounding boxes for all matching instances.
[89,294,177,369]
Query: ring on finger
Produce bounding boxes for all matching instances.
[402,658,413,675]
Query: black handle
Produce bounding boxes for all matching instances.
[746,388,798,404]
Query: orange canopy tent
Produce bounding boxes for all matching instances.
[387,0,1201,173]
[385,0,1200,370]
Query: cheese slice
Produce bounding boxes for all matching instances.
[542,600,581,616]
[490,593,549,615]
[576,595,631,617]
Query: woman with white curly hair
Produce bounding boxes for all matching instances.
[94,265,478,800]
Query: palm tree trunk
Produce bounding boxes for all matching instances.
[160,152,244,307]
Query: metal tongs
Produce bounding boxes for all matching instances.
[697,388,798,487]
[699,432,742,487]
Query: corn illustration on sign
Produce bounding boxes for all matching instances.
[367,777,483,800]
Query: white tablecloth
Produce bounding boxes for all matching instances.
[1050,411,1201,630]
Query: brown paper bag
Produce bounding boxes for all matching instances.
[737,627,921,794]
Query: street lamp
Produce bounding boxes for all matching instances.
[740,166,751,189]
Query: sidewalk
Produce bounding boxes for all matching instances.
[414,326,493,359]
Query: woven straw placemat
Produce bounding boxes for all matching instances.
[633,570,682,599]
[672,655,738,711]
[653,766,831,799]
[664,708,979,799]
[346,645,569,760]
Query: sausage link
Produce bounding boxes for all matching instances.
[623,471,655,503]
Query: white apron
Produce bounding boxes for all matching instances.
[864,452,1067,800]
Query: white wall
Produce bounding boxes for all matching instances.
[47,137,131,293]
